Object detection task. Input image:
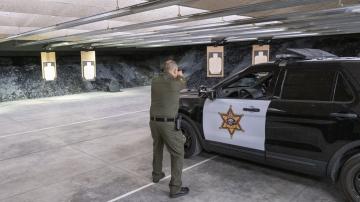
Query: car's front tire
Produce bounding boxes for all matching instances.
[338,153,360,202]
[180,114,202,158]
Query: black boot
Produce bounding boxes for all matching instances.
[169,187,189,198]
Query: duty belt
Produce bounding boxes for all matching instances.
[151,116,175,122]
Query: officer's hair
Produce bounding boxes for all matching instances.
[164,60,178,73]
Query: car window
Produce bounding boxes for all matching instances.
[227,72,270,88]
[281,69,336,101]
[219,71,273,99]
[334,74,354,102]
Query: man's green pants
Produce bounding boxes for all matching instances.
[150,120,185,194]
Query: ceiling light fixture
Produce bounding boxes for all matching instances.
[227,37,257,42]
[241,28,287,35]
[274,33,319,39]
[351,8,360,13]
[254,21,283,26]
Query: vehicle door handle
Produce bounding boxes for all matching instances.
[330,113,358,119]
[243,107,260,112]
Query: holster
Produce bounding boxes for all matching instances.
[175,115,182,131]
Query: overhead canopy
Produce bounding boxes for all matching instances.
[0,0,360,50]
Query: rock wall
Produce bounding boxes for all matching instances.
[1,34,360,102]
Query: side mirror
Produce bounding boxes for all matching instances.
[206,90,216,100]
[198,86,216,100]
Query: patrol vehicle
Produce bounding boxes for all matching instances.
[179,49,360,201]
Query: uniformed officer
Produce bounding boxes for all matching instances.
[150,59,189,198]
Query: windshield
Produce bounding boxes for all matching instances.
[226,72,270,88]
[211,66,252,89]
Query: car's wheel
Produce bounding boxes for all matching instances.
[338,153,360,202]
[180,114,202,158]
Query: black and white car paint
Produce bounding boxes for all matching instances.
[179,52,360,201]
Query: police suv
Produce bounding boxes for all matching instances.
[179,49,360,201]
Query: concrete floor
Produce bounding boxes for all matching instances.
[0,86,344,202]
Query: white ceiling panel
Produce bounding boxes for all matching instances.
[0,12,133,37]
[174,15,252,28]
[115,5,208,23]
[0,11,77,27]
[132,25,179,33]
[0,11,133,31]
[40,0,147,8]
[0,27,92,41]
[0,26,39,35]
[0,0,148,18]
[0,26,38,35]
[73,20,133,30]
[85,32,132,39]
[0,0,107,18]
[22,29,92,40]
[184,0,272,11]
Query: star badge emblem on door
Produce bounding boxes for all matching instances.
[219,105,244,138]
